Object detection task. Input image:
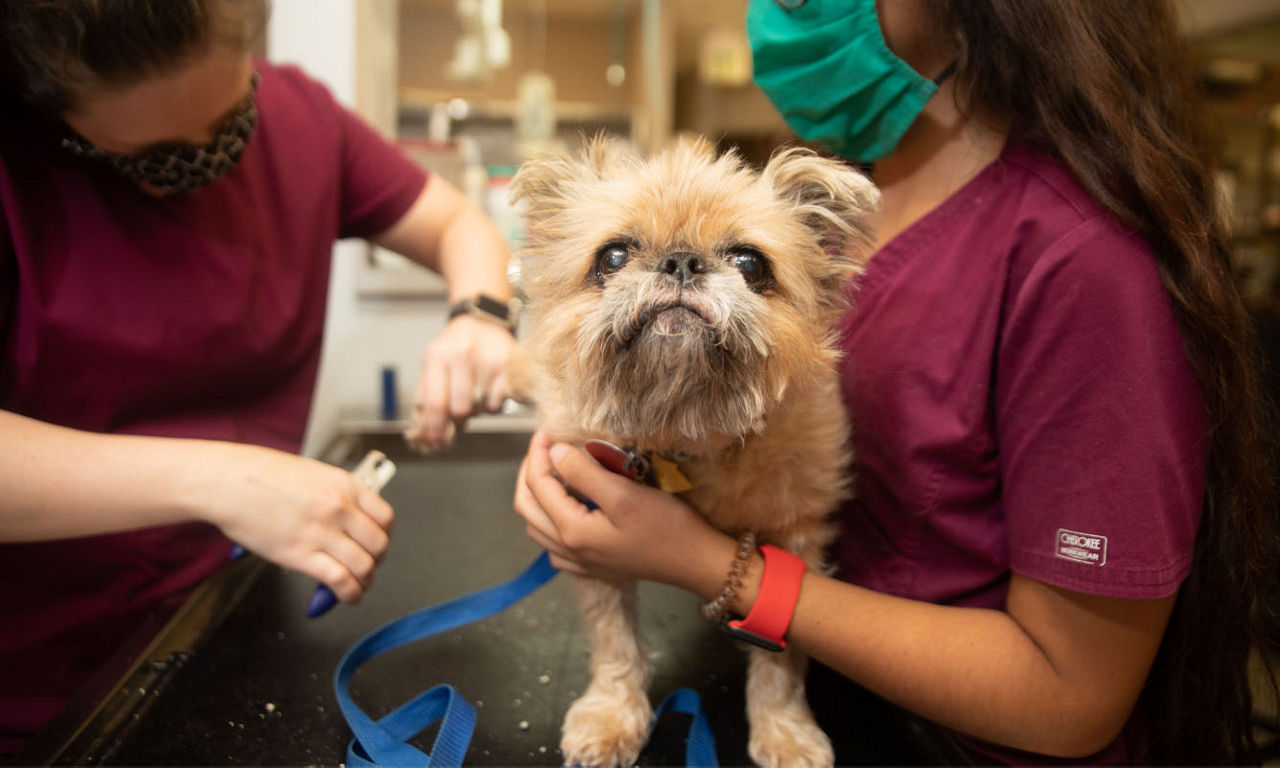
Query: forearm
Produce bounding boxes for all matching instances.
[373,175,512,304]
[436,204,512,304]
[674,538,1134,758]
[1,409,227,541]
[785,576,1105,756]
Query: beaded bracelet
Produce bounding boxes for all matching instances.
[700,531,757,622]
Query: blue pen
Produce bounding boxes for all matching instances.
[229,450,397,619]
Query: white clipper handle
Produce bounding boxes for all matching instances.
[352,449,397,493]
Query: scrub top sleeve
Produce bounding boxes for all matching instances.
[0,191,12,340]
[995,217,1206,599]
[335,106,429,241]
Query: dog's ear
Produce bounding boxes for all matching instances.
[509,151,579,224]
[510,133,634,223]
[761,147,881,264]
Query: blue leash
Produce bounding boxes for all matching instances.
[334,551,719,766]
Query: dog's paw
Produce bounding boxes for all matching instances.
[402,418,456,454]
[560,689,652,767]
[748,710,834,768]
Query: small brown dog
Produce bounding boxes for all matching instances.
[510,136,878,768]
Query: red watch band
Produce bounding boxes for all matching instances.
[725,544,806,651]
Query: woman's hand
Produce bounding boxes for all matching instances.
[406,315,516,452]
[194,443,394,606]
[372,173,518,454]
[0,411,393,606]
[514,428,732,591]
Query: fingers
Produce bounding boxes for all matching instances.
[315,478,394,605]
[447,355,476,423]
[545,552,589,576]
[514,454,555,539]
[523,431,599,532]
[355,485,394,532]
[448,327,513,417]
[521,516,588,577]
[410,323,514,451]
[306,550,375,605]
[413,352,452,451]
[348,487,393,560]
[515,436,596,576]
[485,371,510,413]
[540,439,629,519]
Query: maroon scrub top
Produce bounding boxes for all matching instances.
[0,62,427,754]
[837,142,1206,764]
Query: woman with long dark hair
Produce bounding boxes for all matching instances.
[515,0,1279,763]
[933,1,1280,761]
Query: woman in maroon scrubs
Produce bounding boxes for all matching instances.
[516,0,1279,764]
[0,1,518,755]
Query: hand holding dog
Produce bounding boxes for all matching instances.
[516,428,733,592]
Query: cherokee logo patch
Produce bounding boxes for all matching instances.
[1055,528,1107,566]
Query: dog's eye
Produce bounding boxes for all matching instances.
[730,249,768,284]
[595,242,631,276]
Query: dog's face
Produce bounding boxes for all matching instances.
[512,137,878,451]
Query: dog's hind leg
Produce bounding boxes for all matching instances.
[561,575,653,767]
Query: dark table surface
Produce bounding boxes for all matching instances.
[20,431,964,767]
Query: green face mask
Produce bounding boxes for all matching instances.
[747,0,951,163]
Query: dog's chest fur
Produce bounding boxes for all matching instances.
[542,368,852,552]
[683,377,850,543]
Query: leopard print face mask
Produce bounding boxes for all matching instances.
[61,73,259,195]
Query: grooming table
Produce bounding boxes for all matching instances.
[19,431,964,766]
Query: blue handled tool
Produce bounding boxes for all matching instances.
[308,450,397,618]
[230,450,397,619]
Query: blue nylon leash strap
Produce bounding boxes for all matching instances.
[333,551,719,767]
[649,687,719,767]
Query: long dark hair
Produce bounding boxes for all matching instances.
[934,0,1279,763]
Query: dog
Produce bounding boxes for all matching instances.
[508,136,878,768]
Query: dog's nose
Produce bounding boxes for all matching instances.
[657,251,707,285]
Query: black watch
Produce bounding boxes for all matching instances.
[448,294,515,332]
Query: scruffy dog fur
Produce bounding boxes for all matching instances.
[509,136,879,768]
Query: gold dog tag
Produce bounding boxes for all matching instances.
[650,454,693,494]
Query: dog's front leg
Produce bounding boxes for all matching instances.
[745,645,832,768]
[744,540,834,768]
[562,575,652,767]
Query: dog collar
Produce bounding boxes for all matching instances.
[584,440,693,493]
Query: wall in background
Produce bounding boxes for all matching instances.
[400,3,636,108]
[1177,0,1280,36]
[269,0,450,459]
